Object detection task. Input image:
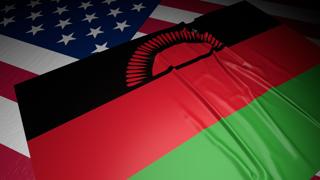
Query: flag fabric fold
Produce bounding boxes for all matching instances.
[10,1,320,179]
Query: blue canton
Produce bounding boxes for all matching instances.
[0,0,159,58]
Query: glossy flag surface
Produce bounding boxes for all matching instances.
[15,2,320,179]
[1,1,320,179]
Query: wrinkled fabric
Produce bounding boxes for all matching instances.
[129,27,320,179]
[16,3,320,179]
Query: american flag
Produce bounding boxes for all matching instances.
[0,0,319,179]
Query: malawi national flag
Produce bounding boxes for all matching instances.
[14,1,320,179]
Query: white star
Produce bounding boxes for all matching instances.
[113,20,130,32]
[27,0,41,8]
[101,0,116,5]
[87,26,103,38]
[53,6,68,15]
[82,13,98,23]
[1,4,15,13]
[107,7,122,17]
[0,16,15,27]
[26,24,44,35]
[55,18,72,29]
[92,42,108,53]
[78,1,93,10]
[57,33,76,45]
[26,11,42,21]
[131,3,145,12]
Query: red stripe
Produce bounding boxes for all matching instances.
[139,18,176,34]
[160,0,223,14]
[2,2,318,179]
[28,25,320,179]
[0,144,35,180]
[311,176,320,180]
[0,61,37,101]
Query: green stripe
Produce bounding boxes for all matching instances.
[131,65,320,180]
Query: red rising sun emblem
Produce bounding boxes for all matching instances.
[126,28,224,87]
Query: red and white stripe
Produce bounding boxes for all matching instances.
[311,171,320,180]
[0,0,319,178]
[0,144,34,179]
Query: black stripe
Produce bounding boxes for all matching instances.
[189,1,279,46]
[15,1,280,140]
